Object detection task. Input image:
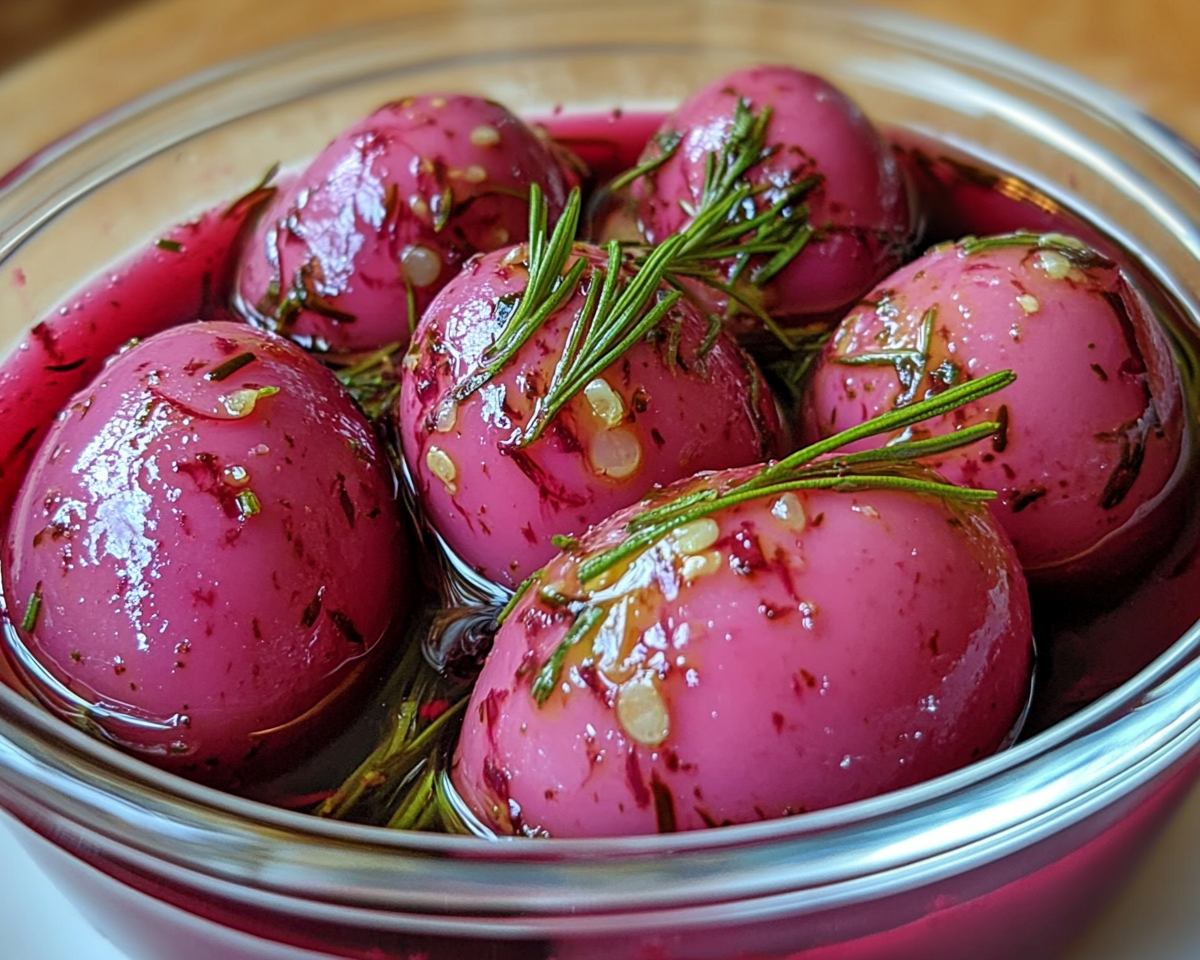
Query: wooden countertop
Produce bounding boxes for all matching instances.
[0,0,1198,179]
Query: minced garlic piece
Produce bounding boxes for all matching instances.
[401,244,442,287]
[1016,293,1040,314]
[616,673,669,747]
[409,195,430,218]
[771,492,806,529]
[1036,250,1073,280]
[221,388,270,418]
[583,378,625,426]
[680,550,722,581]
[426,446,458,494]
[671,517,721,555]
[222,464,250,487]
[589,428,641,479]
[434,398,458,433]
[470,124,502,147]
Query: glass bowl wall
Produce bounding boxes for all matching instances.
[2,3,1200,959]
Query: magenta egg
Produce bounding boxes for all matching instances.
[629,65,916,342]
[236,95,580,353]
[800,233,1188,592]
[452,465,1033,836]
[1,321,412,787]
[396,243,785,589]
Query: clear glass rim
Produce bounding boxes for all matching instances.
[2,0,1200,925]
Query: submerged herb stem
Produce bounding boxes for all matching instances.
[327,343,404,422]
[315,634,472,830]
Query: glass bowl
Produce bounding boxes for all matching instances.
[3,2,1200,959]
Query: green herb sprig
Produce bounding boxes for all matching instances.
[314,636,471,831]
[451,186,690,447]
[450,187,586,405]
[452,98,819,441]
[606,130,684,195]
[631,98,824,349]
[516,235,689,445]
[530,604,605,705]
[575,369,1014,584]
[669,100,819,282]
[327,343,404,422]
[958,231,1111,269]
[262,259,359,334]
[205,351,257,382]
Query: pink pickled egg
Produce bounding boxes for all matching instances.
[452,465,1033,836]
[1,322,411,787]
[630,65,915,342]
[800,233,1188,592]
[236,95,579,353]
[396,243,784,589]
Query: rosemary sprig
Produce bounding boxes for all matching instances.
[495,572,538,626]
[517,235,687,445]
[631,98,823,347]
[449,97,821,442]
[205,351,257,382]
[956,231,1116,277]
[692,99,775,215]
[672,175,820,285]
[577,369,1015,584]
[314,636,471,830]
[21,583,43,633]
[450,187,586,404]
[451,184,691,451]
[451,184,689,447]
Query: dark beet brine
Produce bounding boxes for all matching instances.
[0,199,261,518]
[0,78,1196,830]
